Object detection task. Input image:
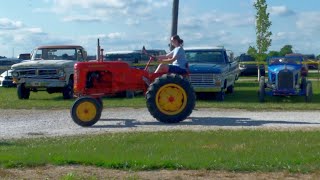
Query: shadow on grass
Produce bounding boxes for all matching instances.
[91,117,320,128]
[0,142,14,146]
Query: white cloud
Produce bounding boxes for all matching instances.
[62,16,103,23]
[180,12,254,29]
[0,18,23,30]
[296,12,320,31]
[37,0,171,24]
[269,6,296,16]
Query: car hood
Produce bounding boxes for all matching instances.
[188,63,224,74]
[11,60,75,69]
[268,64,301,73]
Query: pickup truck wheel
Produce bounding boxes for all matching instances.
[17,84,30,99]
[146,74,195,123]
[226,85,234,94]
[216,91,225,101]
[126,90,135,98]
[63,80,74,99]
[305,81,313,102]
[259,76,265,102]
[71,97,102,127]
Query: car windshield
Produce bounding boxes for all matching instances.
[185,50,225,64]
[239,55,255,62]
[105,53,141,62]
[32,48,78,61]
[269,57,302,65]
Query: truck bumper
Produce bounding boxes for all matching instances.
[193,87,222,93]
[18,78,66,88]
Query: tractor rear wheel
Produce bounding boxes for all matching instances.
[62,79,74,99]
[259,76,265,102]
[71,97,102,127]
[146,74,195,123]
[305,81,313,102]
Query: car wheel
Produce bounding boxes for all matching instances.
[305,81,313,102]
[259,76,265,102]
[146,74,196,123]
[70,97,102,127]
[17,83,30,100]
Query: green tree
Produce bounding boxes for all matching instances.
[254,0,272,79]
[317,54,320,60]
[268,51,280,57]
[247,46,258,58]
[279,45,293,56]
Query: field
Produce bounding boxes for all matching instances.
[1,130,320,173]
[1,78,320,178]
[1,79,320,110]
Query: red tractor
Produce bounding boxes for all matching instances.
[70,46,196,127]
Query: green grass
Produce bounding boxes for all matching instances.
[1,130,320,172]
[1,80,320,110]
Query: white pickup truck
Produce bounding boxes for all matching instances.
[11,45,87,99]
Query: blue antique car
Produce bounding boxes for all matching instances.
[259,56,312,102]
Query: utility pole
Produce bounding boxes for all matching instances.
[170,0,179,51]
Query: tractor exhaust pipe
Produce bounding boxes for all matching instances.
[97,38,101,61]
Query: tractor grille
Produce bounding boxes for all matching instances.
[189,73,215,87]
[278,70,294,89]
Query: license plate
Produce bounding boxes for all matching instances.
[32,82,41,86]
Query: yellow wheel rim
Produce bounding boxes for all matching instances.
[155,83,187,115]
[76,101,97,122]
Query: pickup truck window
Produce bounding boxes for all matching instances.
[32,48,78,61]
[185,50,225,64]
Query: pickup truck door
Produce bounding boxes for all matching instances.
[223,51,237,87]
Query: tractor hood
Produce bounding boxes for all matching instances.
[188,63,224,74]
[268,64,301,73]
[11,60,75,70]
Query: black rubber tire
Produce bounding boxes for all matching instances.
[146,74,196,123]
[216,91,225,101]
[259,76,265,103]
[301,77,307,91]
[96,97,103,111]
[70,97,102,127]
[226,85,234,94]
[126,91,135,98]
[17,83,30,99]
[63,79,74,99]
[305,81,313,102]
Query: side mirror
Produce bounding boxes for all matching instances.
[82,50,88,61]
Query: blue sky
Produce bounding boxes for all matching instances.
[0,0,320,57]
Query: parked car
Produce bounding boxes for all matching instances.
[11,45,87,99]
[238,54,265,76]
[303,54,318,70]
[0,58,22,74]
[0,70,15,87]
[185,47,239,100]
[105,49,166,66]
[18,53,31,60]
[259,56,312,102]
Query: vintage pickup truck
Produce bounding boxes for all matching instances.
[185,47,239,100]
[11,45,87,99]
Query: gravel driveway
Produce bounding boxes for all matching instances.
[1,108,320,139]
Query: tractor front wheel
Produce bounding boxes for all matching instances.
[146,74,196,123]
[71,97,102,127]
